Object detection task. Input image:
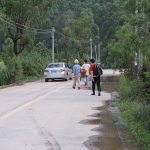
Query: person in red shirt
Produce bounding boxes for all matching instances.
[89,59,101,96]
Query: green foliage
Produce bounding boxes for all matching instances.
[3,38,13,46]
[124,0,136,14]
[21,52,41,77]
[59,9,98,62]
[21,42,51,77]
[119,99,150,150]
[0,0,125,66]
[0,67,10,85]
[119,75,150,150]
[108,22,135,71]
[48,0,124,65]
[34,41,49,53]
[106,0,150,70]
[0,61,5,69]
[0,0,58,56]
[137,59,150,101]
[0,39,51,85]
[2,40,23,83]
[21,51,50,77]
[118,74,130,100]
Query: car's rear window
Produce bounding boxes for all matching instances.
[48,64,63,68]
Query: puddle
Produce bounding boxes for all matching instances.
[80,119,103,125]
[101,82,118,93]
[87,112,102,118]
[82,100,142,150]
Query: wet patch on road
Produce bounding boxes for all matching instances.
[80,119,103,125]
[81,100,142,150]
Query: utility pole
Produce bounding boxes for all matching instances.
[90,38,92,58]
[98,44,100,63]
[56,39,59,61]
[52,27,55,63]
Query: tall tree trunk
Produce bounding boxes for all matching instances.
[13,40,18,56]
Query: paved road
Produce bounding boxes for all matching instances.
[0,78,111,150]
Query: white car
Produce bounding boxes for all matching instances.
[44,62,72,82]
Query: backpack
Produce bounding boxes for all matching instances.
[95,63,103,76]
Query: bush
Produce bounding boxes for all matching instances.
[0,67,10,85]
[119,74,150,150]
[0,61,5,69]
[119,99,150,150]
[118,74,130,100]
[2,45,23,84]
[21,50,51,77]
[0,40,52,86]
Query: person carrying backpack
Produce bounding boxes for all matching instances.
[89,58,103,96]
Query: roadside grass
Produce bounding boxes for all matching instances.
[119,74,150,150]
[0,75,44,89]
[119,99,150,150]
[0,49,50,87]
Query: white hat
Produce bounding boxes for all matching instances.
[74,59,79,64]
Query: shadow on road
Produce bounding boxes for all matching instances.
[39,79,71,83]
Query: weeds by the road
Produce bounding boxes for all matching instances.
[0,76,43,89]
[119,74,150,150]
[0,45,51,86]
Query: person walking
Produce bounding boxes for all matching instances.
[81,59,90,85]
[72,59,81,90]
[90,58,101,96]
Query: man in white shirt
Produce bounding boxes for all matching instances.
[82,59,90,85]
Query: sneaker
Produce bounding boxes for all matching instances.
[72,87,75,89]
[91,93,95,95]
[98,92,101,96]
[78,87,80,90]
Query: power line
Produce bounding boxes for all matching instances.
[0,16,52,33]
[0,15,90,43]
[35,35,51,39]
[55,30,89,43]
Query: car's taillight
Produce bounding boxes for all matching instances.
[44,70,49,72]
[59,69,65,72]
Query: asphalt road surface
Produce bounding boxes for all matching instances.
[0,79,111,150]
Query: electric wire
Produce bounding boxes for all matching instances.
[0,15,52,33]
[55,30,89,43]
[0,15,91,43]
[0,18,51,34]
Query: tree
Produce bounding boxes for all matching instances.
[0,0,58,56]
[108,23,135,72]
[48,0,124,65]
[61,10,98,60]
